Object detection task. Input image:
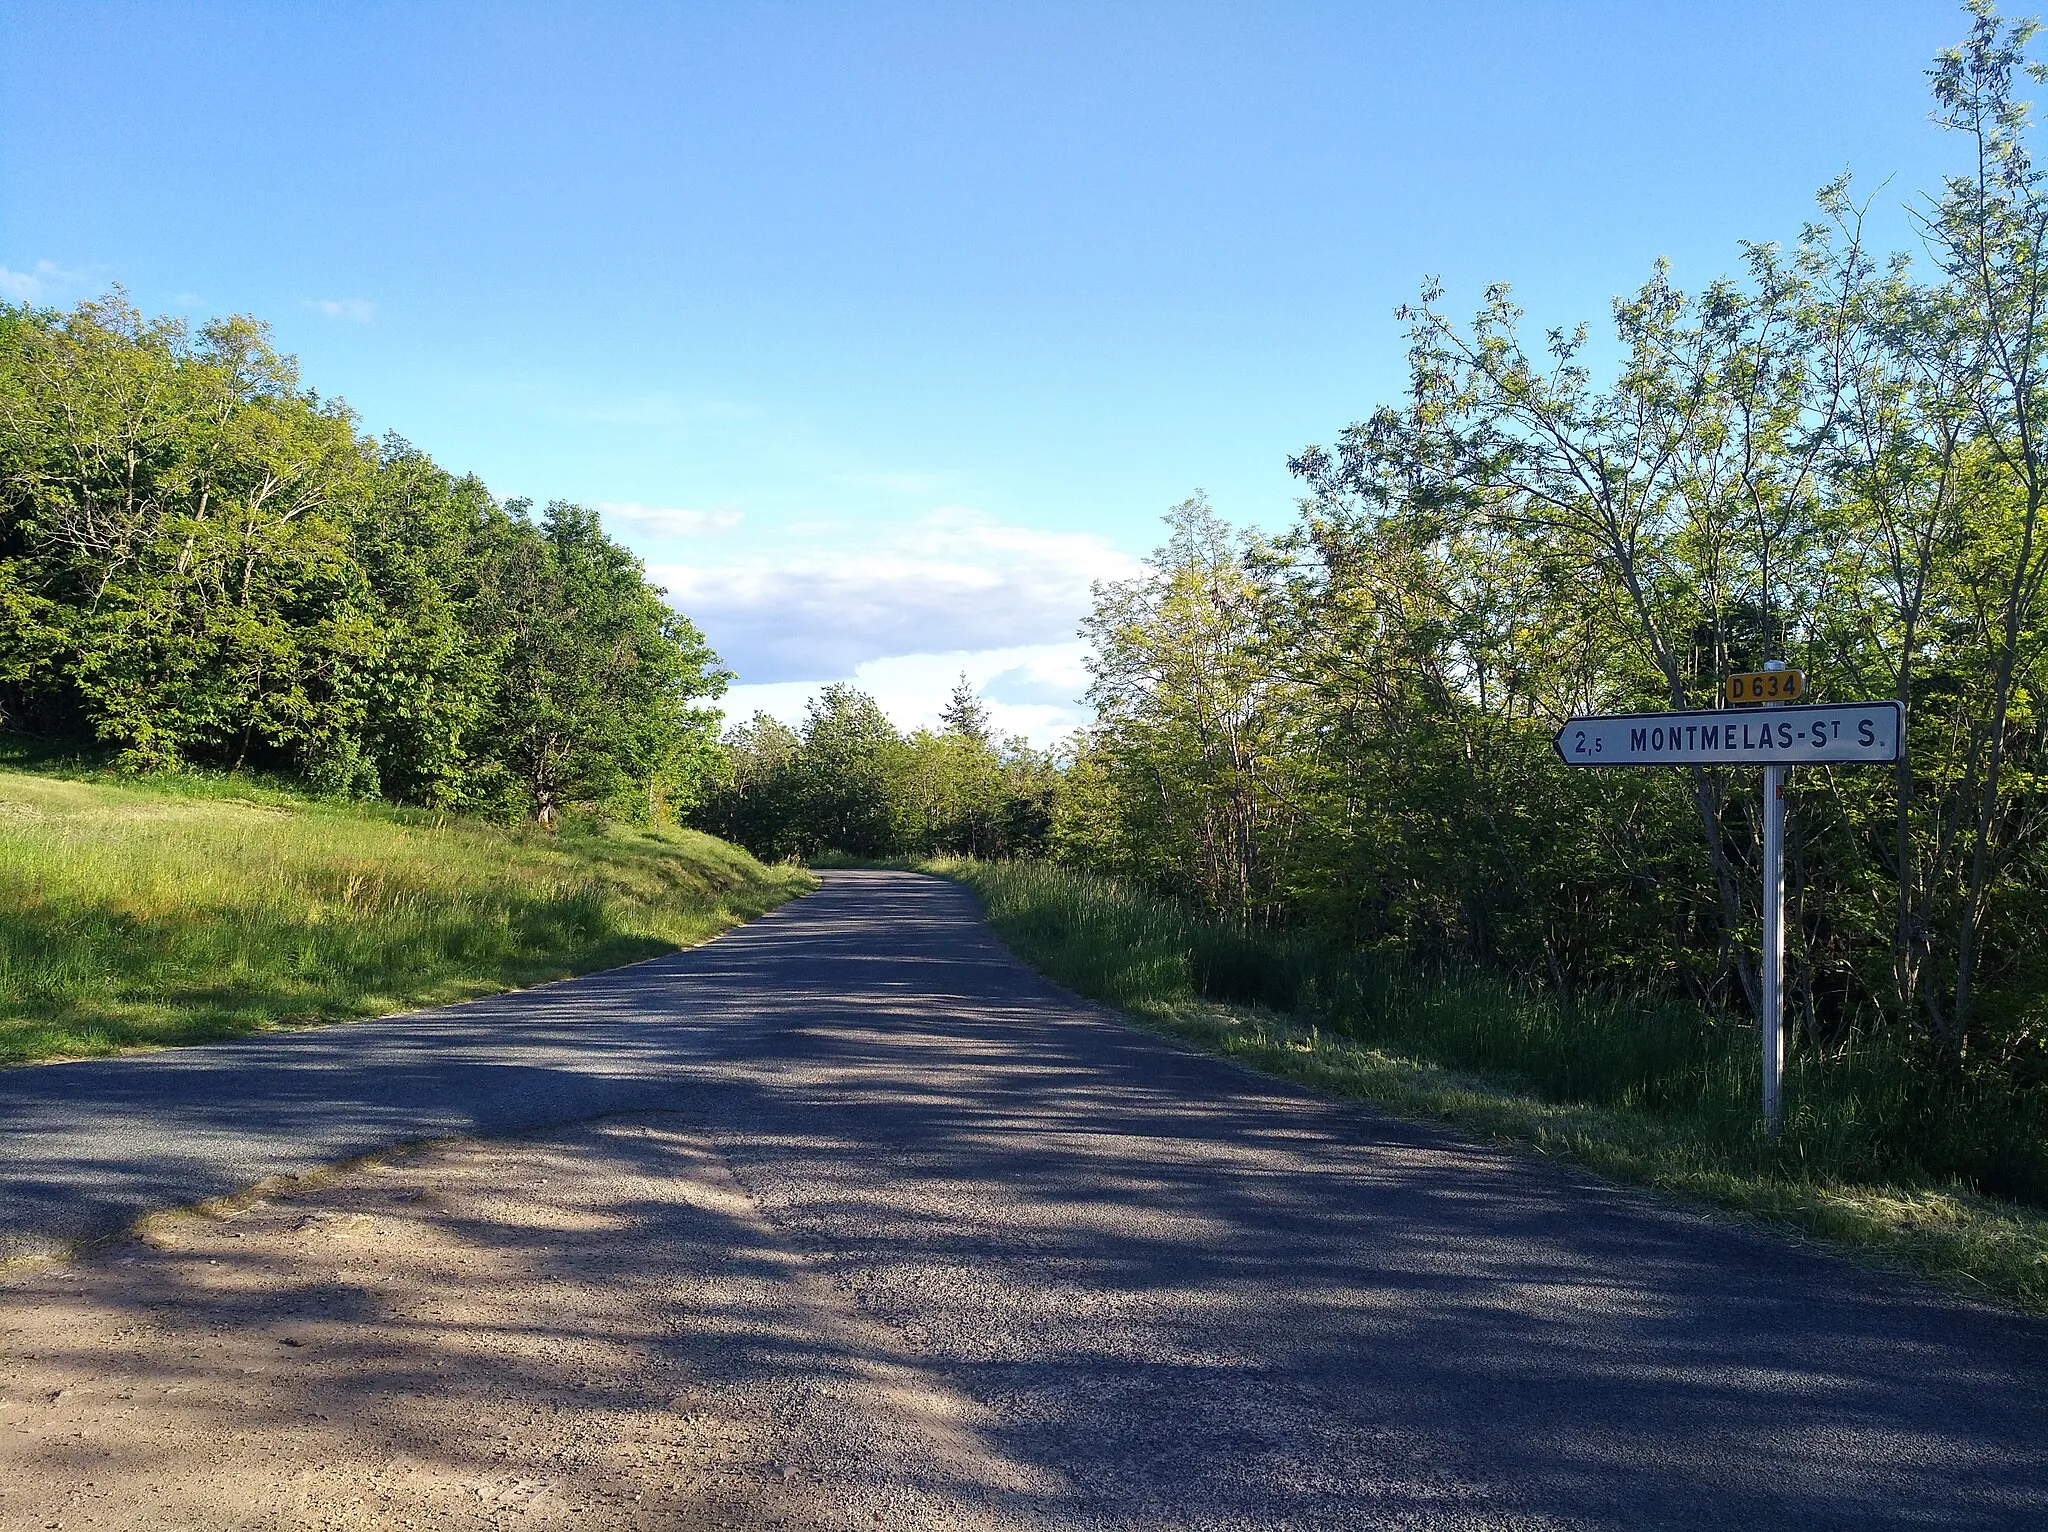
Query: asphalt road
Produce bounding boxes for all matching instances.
[4,869,2047,1529]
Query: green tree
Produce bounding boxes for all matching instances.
[0,292,373,774]
[939,673,992,744]
[0,294,733,831]
[786,684,902,856]
[471,501,726,827]
[1081,496,1299,921]
[695,710,804,857]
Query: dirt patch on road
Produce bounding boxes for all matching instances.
[0,1117,1055,1531]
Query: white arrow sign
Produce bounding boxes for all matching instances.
[1553,701,1904,767]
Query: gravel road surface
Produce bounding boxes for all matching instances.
[3,869,2047,1529]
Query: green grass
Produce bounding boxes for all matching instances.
[931,856,2048,1314]
[0,766,815,1064]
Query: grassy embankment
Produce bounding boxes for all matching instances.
[0,766,813,1065]
[932,856,2048,1314]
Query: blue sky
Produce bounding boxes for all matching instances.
[0,1,1973,741]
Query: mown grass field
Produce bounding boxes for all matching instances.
[933,856,2048,1314]
[0,767,814,1064]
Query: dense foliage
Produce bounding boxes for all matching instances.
[693,677,1059,861]
[1053,7,2048,1125]
[0,296,725,824]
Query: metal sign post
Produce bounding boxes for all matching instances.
[1759,663,1789,1136]
[1761,758,1786,1134]
[1554,673,1903,1134]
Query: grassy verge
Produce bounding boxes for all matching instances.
[0,766,814,1064]
[930,856,2048,1315]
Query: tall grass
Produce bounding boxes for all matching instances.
[936,857,2048,1311]
[0,768,814,1063]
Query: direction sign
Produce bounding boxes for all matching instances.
[1551,686,1904,1138]
[1553,701,1903,767]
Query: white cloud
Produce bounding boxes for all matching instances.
[307,297,376,322]
[0,259,88,302]
[982,662,1086,708]
[595,501,744,540]
[719,641,1094,750]
[652,508,1139,685]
